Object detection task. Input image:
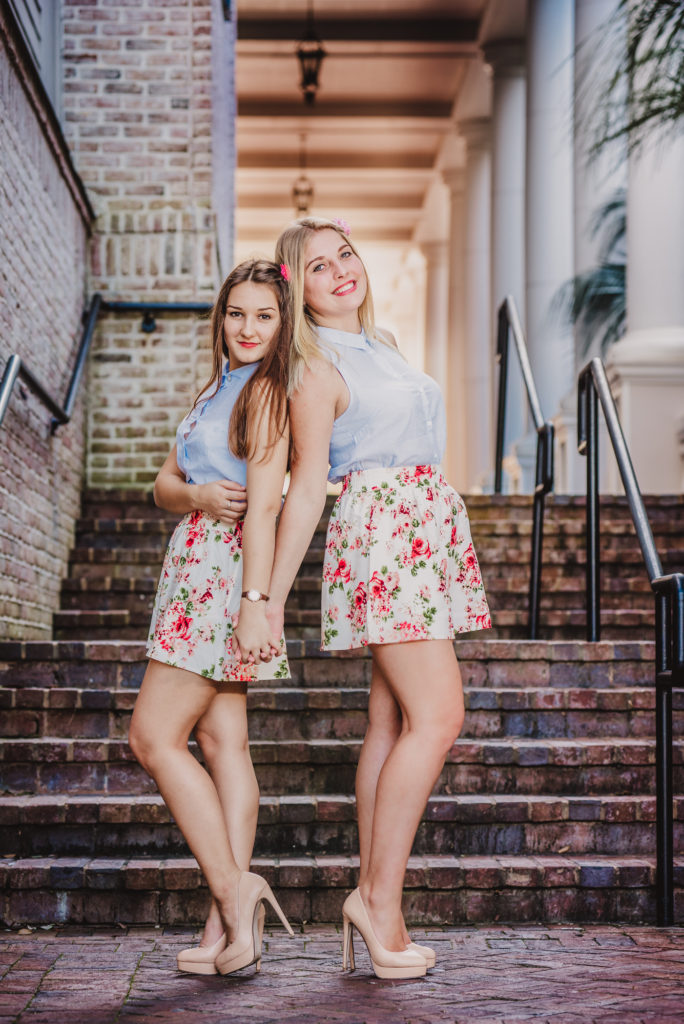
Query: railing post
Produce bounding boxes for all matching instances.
[55,293,102,432]
[494,302,509,495]
[0,355,22,429]
[655,590,674,925]
[585,374,600,641]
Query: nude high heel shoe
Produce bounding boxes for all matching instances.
[342,889,426,980]
[407,941,436,969]
[215,872,293,977]
[177,906,265,975]
[177,932,227,975]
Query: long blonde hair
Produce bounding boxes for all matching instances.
[275,217,381,393]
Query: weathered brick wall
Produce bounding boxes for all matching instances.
[61,0,224,487]
[0,9,91,640]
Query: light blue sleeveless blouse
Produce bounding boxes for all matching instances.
[318,325,446,484]
[175,362,258,485]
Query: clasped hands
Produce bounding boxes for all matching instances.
[232,600,284,667]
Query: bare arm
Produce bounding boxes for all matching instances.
[233,389,290,664]
[265,359,344,640]
[153,444,247,524]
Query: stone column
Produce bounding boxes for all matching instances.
[606,131,684,492]
[553,0,626,493]
[420,240,450,387]
[441,167,467,490]
[525,0,575,425]
[460,117,492,491]
[483,40,528,491]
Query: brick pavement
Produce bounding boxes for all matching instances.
[1,924,683,1024]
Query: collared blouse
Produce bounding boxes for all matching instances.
[175,361,258,485]
[318,325,446,483]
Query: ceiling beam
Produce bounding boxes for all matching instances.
[237,17,479,44]
[236,194,424,210]
[237,150,435,170]
[238,100,453,118]
[237,225,414,244]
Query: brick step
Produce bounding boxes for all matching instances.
[0,639,656,691]
[79,488,681,518]
[2,853,682,927]
[281,607,658,643]
[64,541,682,583]
[282,545,682,570]
[2,685,680,742]
[2,737,681,797]
[71,514,683,544]
[2,793,681,860]
[287,592,655,615]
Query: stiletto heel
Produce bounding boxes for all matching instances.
[342,915,356,971]
[215,871,294,977]
[255,904,265,974]
[341,889,426,980]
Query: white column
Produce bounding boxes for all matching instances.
[574,0,626,363]
[419,241,449,387]
[442,167,467,490]
[460,117,492,492]
[553,0,627,494]
[483,40,528,492]
[525,0,575,423]
[606,131,684,492]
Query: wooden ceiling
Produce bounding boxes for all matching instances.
[234,0,488,248]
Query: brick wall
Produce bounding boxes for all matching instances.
[0,8,91,640]
[61,0,231,487]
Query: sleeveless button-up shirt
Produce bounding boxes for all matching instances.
[175,362,258,485]
[319,325,446,484]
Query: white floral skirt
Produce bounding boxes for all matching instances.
[321,465,491,650]
[147,510,289,683]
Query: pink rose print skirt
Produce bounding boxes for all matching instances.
[147,510,289,683]
[321,465,491,650]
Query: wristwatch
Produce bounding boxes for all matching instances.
[241,590,270,603]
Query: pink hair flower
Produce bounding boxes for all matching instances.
[280,263,290,281]
[332,217,351,236]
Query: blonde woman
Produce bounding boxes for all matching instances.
[263,219,491,979]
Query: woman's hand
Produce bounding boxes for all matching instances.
[153,446,247,522]
[194,480,247,524]
[233,601,280,665]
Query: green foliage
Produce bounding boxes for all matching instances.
[554,191,626,356]
[585,0,684,157]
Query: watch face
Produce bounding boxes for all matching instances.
[247,590,260,601]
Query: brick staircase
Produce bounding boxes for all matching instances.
[1,490,683,927]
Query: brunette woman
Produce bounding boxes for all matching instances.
[129,259,293,978]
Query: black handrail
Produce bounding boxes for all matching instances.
[0,293,102,434]
[578,356,684,926]
[494,295,554,640]
[0,295,213,433]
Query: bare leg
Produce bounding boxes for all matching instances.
[128,660,242,939]
[356,661,401,887]
[192,683,260,946]
[360,639,464,951]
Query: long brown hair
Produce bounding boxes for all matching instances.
[193,259,291,461]
[275,217,384,393]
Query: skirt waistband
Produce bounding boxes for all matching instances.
[342,464,444,489]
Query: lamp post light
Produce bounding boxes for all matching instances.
[296,2,326,105]
[292,133,314,215]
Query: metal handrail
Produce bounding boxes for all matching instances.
[0,295,213,433]
[578,356,684,926]
[494,295,555,640]
[0,293,102,434]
